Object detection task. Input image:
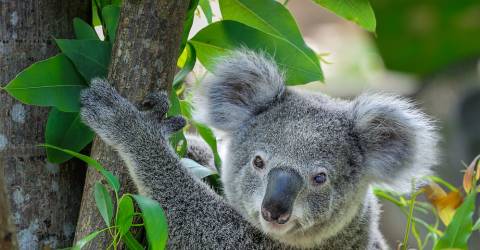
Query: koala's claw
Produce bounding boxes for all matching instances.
[162,116,187,135]
[141,92,169,116]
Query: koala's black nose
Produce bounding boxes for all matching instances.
[261,168,303,224]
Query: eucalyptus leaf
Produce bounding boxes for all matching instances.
[193,122,222,170]
[56,39,112,82]
[199,0,213,23]
[71,230,103,250]
[46,108,94,164]
[73,18,99,40]
[173,43,196,89]
[312,0,376,32]
[181,158,218,179]
[102,5,120,42]
[220,0,318,64]
[41,144,120,192]
[123,232,144,250]
[180,0,200,53]
[117,195,134,236]
[473,217,480,231]
[94,182,114,227]
[133,195,168,250]
[434,189,477,250]
[190,20,323,84]
[4,54,86,112]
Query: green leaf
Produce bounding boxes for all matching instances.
[190,20,323,84]
[94,182,114,227]
[199,0,213,23]
[181,158,217,179]
[219,0,318,64]
[40,144,120,192]
[117,195,134,237]
[102,5,120,42]
[180,0,200,53]
[168,91,187,156]
[312,0,376,32]
[434,189,477,250]
[193,122,222,171]
[45,108,95,164]
[173,43,196,89]
[473,217,480,231]
[71,230,103,250]
[132,195,168,250]
[92,0,102,27]
[73,18,99,40]
[123,232,144,250]
[111,0,122,7]
[3,54,86,112]
[56,39,112,82]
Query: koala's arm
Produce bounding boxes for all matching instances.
[80,79,280,249]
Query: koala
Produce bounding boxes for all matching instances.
[80,50,438,249]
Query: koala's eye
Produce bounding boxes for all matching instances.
[253,156,265,169]
[313,173,327,185]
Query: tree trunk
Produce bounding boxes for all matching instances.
[0,1,89,249]
[0,171,17,250]
[74,0,190,248]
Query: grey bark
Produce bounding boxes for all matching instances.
[0,1,89,249]
[73,0,190,248]
[0,170,17,250]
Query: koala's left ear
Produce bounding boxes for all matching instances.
[194,50,286,132]
[350,93,439,192]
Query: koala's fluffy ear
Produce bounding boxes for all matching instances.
[350,93,439,192]
[194,50,286,132]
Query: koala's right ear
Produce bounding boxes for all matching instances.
[350,93,439,192]
[194,50,286,132]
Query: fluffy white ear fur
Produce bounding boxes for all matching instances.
[350,93,439,192]
[193,49,285,132]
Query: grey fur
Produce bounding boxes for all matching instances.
[80,50,438,249]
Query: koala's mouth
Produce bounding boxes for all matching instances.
[257,213,299,236]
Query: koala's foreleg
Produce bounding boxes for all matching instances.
[79,79,280,249]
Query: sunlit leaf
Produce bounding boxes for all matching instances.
[220,0,318,64]
[434,189,476,250]
[311,0,376,32]
[199,0,213,23]
[117,195,134,237]
[4,54,86,112]
[424,182,463,225]
[181,158,217,179]
[132,195,168,250]
[473,218,480,231]
[56,39,112,82]
[45,108,94,164]
[173,43,196,89]
[190,20,323,84]
[94,182,114,227]
[41,144,120,192]
[180,0,200,53]
[71,230,103,250]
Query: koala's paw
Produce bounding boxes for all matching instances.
[140,92,186,137]
[80,78,138,144]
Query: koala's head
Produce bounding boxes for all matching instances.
[194,50,438,243]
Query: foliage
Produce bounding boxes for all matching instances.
[374,156,480,250]
[42,144,167,250]
[0,0,380,248]
[370,0,480,76]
